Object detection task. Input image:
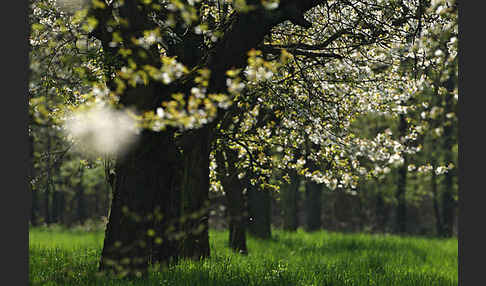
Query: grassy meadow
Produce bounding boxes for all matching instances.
[29,227,457,285]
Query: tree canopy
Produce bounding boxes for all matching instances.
[28,0,458,277]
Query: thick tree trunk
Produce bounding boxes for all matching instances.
[179,126,211,259]
[304,180,322,232]
[247,185,272,239]
[215,148,248,254]
[92,0,324,276]
[99,130,181,277]
[282,171,300,231]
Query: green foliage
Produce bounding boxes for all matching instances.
[28,0,458,200]
[28,0,457,189]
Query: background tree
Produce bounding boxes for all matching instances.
[215,145,248,254]
[247,183,272,239]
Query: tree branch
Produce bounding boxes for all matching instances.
[260,45,343,59]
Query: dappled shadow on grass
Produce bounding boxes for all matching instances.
[272,232,430,259]
[29,246,295,286]
[29,229,457,286]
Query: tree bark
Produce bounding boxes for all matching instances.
[282,171,300,231]
[440,122,455,236]
[395,114,408,234]
[104,176,112,218]
[441,169,455,237]
[440,76,456,237]
[375,186,388,232]
[305,180,322,231]
[215,148,248,254]
[43,188,51,224]
[76,167,87,225]
[52,190,65,224]
[431,168,444,236]
[247,185,272,239]
[99,129,181,277]
[227,183,248,254]
[44,134,52,225]
[395,168,407,234]
[30,132,40,225]
[178,126,212,259]
[31,190,40,226]
[29,112,39,226]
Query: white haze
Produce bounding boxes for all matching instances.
[64,104,139,158]
[55,0,90,14]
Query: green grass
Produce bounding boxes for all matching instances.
[30,227,457,285]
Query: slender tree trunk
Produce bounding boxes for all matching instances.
[179,126,211,259]
[215,148,248,253]
[396,160,407,234]
[43,187,52,224]
[28,113,39,226]
[282,171,299,231]
[31,190,40,226]
[303,142,322,232]
[431,168,444,236]
[247,185,272,239]
[226,183,248,254]
[375,185,387,232]
[52,190,59,224]
[52,189,65,224]
[77,167,87,225]
[440,80,456,237]
[395,115,408,234]
[99,130,181,277]
[305,180,321,231]
[94,184,102,218]
[440,143,455,238]
[59,191,65,224]
[228,216,248,254]
[30,129,40,225]
[44,134,52,225]
[441,170,455,237]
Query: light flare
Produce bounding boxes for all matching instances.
[64,104,139,158]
